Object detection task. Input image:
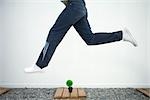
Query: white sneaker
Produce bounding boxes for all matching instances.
[24,64,44,73]
[122,27,138,47]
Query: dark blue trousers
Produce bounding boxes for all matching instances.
[36,0,123,68]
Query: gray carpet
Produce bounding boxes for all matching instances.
[0,88,149,100]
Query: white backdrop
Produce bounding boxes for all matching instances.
[147,0,150,84]
[0,0,149,88]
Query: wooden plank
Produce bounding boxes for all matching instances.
[54,98,81,100]
[136,88,150,97]
[78,88,86,97]
[53,87,86,100]
[78,98,86,100]
[0,87,10,95]
[70,88,78,98]
[62,88,70,98]
[54,88,64,99]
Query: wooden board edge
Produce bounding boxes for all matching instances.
[136,88,150,97]
[0,87,10,95]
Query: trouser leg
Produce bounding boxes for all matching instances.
[36,2,86,68]
[73,14,123,45]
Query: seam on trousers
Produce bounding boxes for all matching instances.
[42,41,49,61]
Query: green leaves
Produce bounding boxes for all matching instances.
[66,80,73,87]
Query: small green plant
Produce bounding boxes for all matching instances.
[66,80,73,93]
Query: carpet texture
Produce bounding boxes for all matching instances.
[0,88,149,100]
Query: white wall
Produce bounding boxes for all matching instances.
[147,0,150,84]
[0,0,149,88]
[0,2,3,82]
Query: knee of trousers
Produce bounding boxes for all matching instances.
[84,36,95,45]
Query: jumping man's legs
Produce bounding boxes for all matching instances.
[73,13,137,46]
[24,0,137,73]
